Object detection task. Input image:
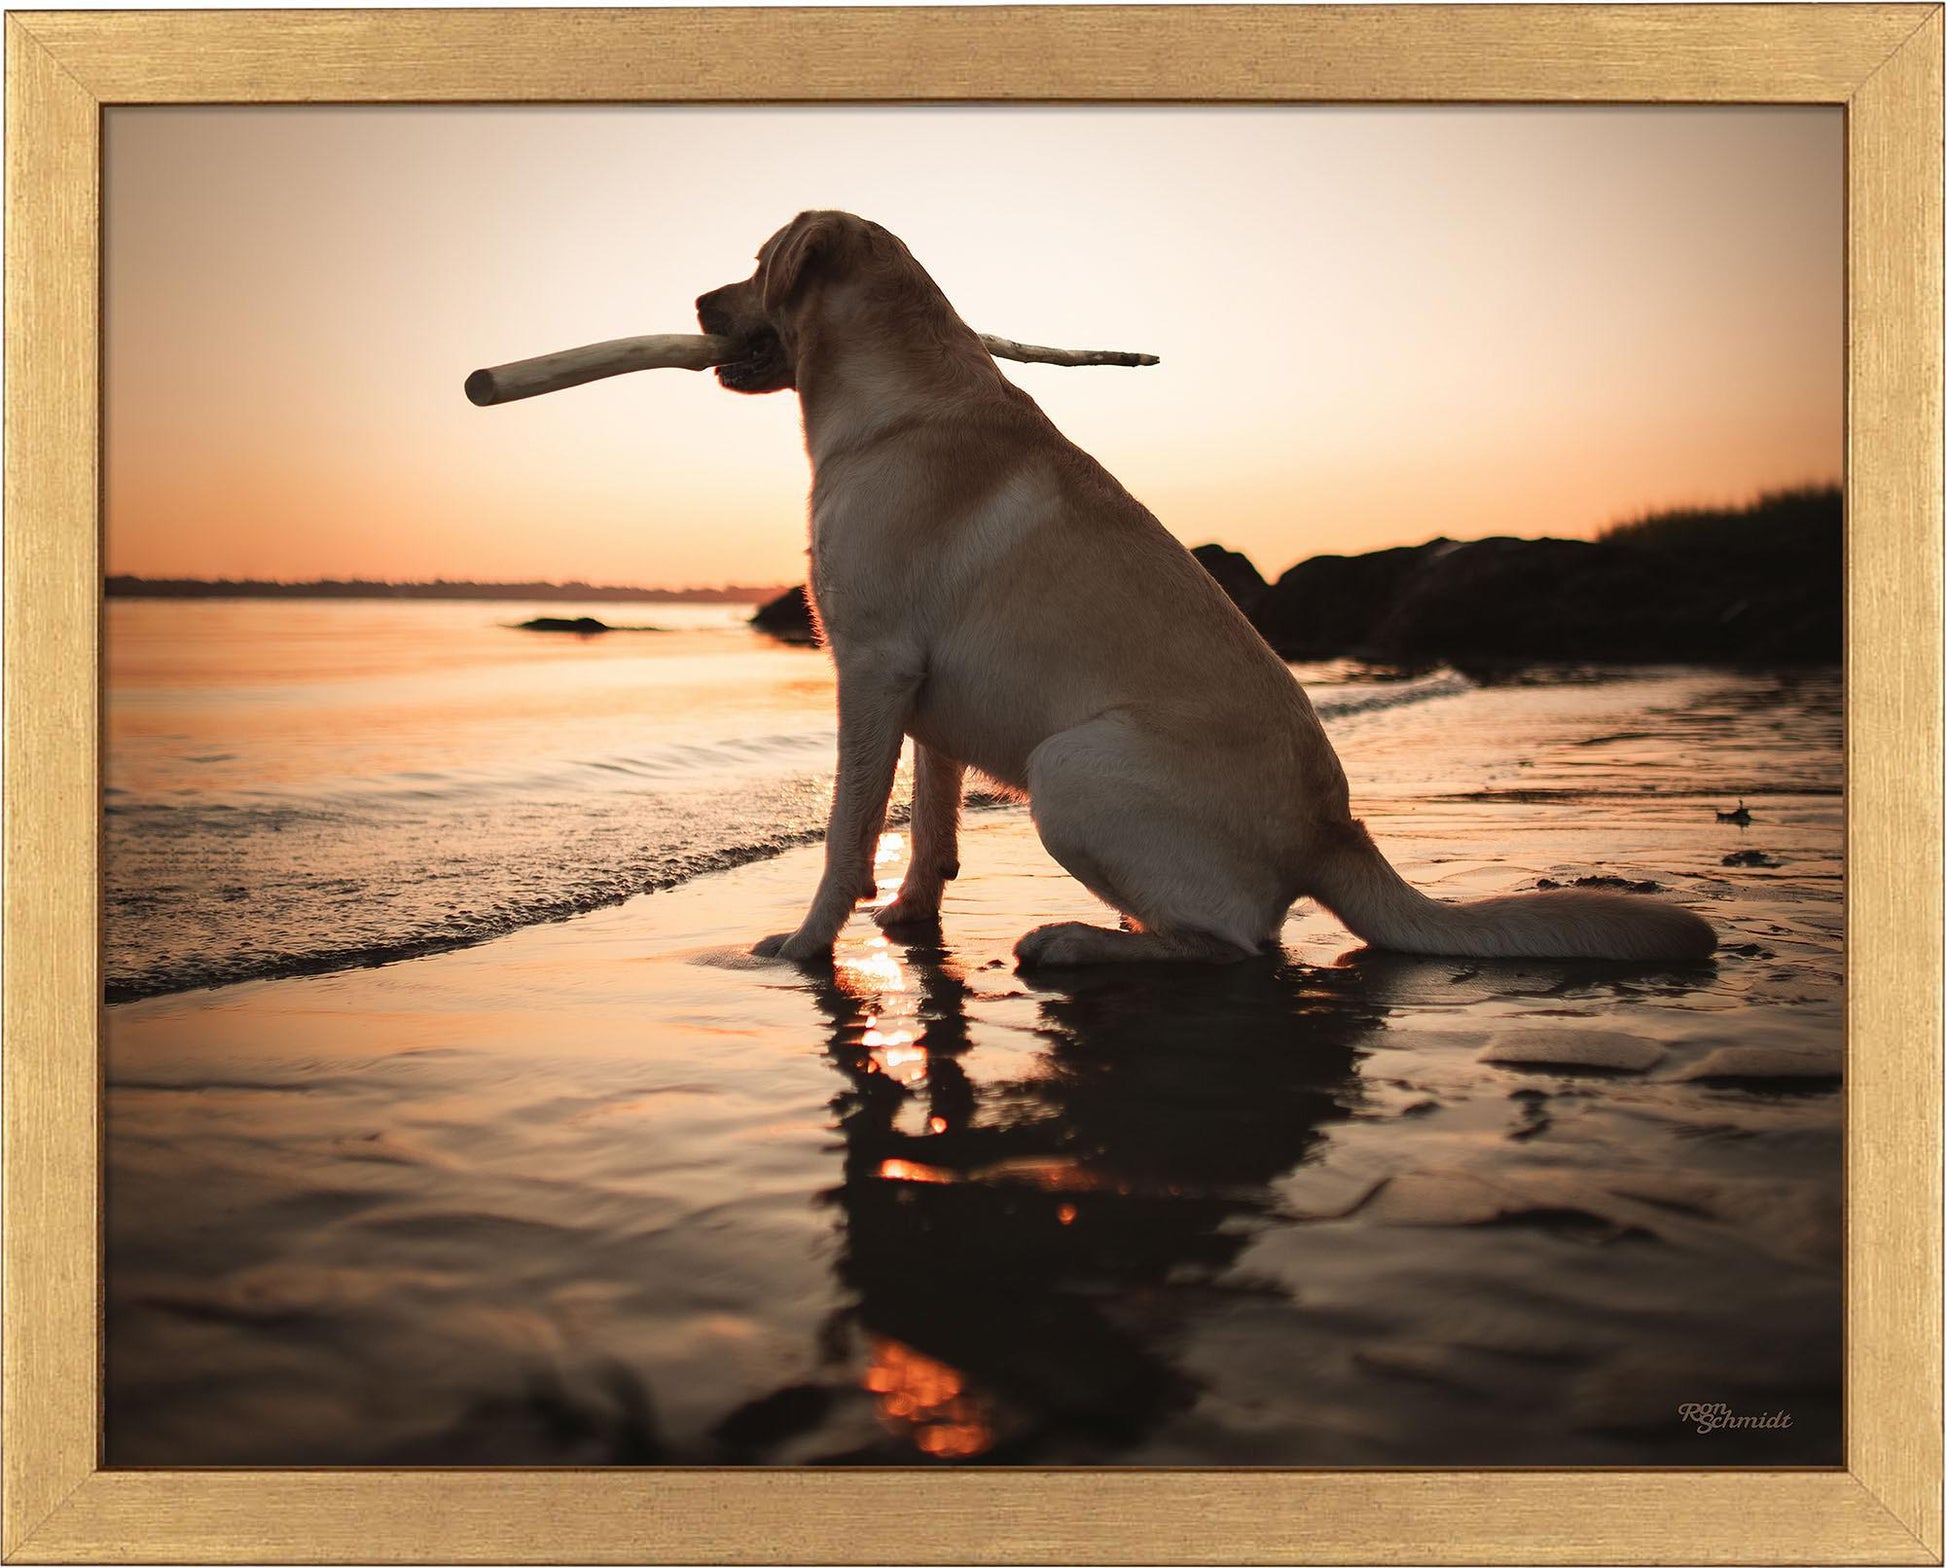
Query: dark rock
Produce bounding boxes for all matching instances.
[1369,537,1667,664]
[517,615,610,634]
[1189,544,1268,617]
[1535,877,1663,892]
[1252,541,1451,660]
[750,585,820,645]
[1247,488,1840,668]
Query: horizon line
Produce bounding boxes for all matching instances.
[107,482,1844,597]
[105,574,790,596]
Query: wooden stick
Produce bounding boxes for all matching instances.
[464,335,726,406]
[464,331,1159,405]
[974,334,1159,369]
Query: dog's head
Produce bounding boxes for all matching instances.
[694,210,881,394]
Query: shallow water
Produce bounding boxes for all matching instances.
[105,660,1842,1467]
[105,599,1472,999]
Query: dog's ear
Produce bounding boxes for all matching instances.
[760,212,841,315]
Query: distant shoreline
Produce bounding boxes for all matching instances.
[105,577,784,604]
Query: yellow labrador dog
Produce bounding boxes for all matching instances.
[698,211,1716,967]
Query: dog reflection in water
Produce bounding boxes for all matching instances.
[771,898,1378,1462]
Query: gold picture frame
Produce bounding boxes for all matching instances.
[5,5,1940,1562]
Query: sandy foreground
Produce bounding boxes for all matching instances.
[106,671,1843,1466]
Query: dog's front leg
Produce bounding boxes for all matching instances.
[755,648,920,961]
[875,744,964,929]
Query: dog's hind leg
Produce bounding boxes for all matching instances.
[876,744,965,929]
[1014,919,1256,966]
[1015,717,1284,966]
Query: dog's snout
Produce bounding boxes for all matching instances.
[695,291,735,337]
[695,268,792,394]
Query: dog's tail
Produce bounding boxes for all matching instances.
[1308,819,1716,962]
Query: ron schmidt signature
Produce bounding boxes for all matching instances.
[1679,1402,1796,1434]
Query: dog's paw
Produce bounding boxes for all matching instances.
[873,890,943,931]
[1013,921,1113,967]
[753,929,835,963]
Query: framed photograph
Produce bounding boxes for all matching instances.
[5,3,1939,1562]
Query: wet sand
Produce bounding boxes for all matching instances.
[105,669,1843,1467]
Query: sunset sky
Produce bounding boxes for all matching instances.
[105,104,1842,588]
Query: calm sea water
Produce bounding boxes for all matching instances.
[105,649,1846,1467]
[105,598,1473,1000]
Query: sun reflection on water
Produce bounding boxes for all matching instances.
[876,1157,955,1184]
[863,1335,995,1459]
[824,835,1004,1459]
[875,1044,928,1088]
[834,857,930,1076]
[836,946,905,992]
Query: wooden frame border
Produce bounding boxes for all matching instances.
[5,7,1940,1563]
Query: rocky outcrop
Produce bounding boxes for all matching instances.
[1189,544,1269,618]
[750,586,819,644]
[1250,541,1449,660]
[1254,490,1840,667]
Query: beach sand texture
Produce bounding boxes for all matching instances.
[105,669,1843,1467]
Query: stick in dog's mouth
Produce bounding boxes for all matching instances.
[464,331,1160,406]
[712,328,788,395]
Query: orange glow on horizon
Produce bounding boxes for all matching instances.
[106,105,1842,587]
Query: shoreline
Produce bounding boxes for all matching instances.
[105,661,1836,1005]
